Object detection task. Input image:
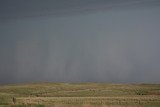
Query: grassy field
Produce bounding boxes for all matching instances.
[0,83,160,107]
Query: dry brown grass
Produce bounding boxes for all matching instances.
[0,83,160,107]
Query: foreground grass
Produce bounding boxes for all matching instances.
[0,83,160,107]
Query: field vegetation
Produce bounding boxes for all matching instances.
[0,83,160,107]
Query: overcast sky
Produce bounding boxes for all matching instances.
[0,0,160,84]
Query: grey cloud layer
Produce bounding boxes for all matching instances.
[0,0,160,19]
[0,0,160,84]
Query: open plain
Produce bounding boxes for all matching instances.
[0,83,160,107]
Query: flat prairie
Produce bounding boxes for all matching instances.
[0,83,160,107]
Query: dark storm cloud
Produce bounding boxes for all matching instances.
[0,0,160,84]
[0,0,160,19]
